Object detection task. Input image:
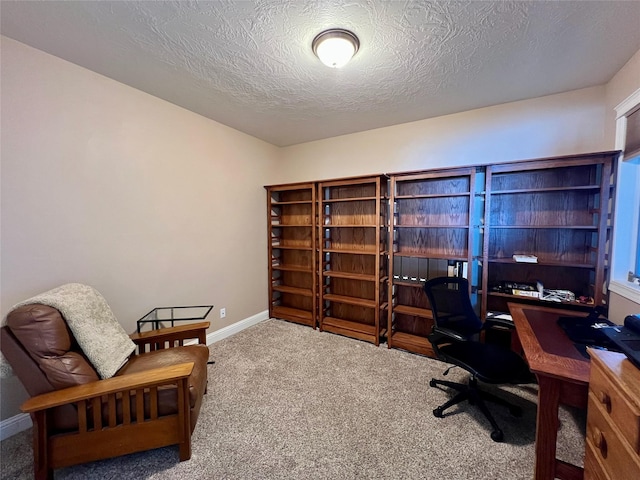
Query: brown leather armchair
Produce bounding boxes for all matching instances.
[1,304,210,480]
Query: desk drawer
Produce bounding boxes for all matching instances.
[590,361,640,453]
[586,392,640,479]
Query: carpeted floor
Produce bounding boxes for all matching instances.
[1,319,586,479]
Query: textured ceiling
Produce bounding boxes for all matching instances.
[2,1,640,147]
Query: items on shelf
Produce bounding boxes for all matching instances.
[541,289,576,303]
[512,254,538,263]
[491,281,537,294]
[513,289,540,298]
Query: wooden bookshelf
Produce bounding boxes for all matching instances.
[266,182,317,328]
[387,167,479,356]
[481,151,618,318]
[318,175,389,345]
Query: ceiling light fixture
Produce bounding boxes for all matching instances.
[312,28,359,68]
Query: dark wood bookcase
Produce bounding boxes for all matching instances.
[266,182,317,327]
[265,150,619,356]
[387,167,480,356]
[317,175,389,345]
[480,151,618,318]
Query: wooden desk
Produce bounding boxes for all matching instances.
[509,303,590,480]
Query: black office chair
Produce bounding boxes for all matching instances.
[423,276,530,442]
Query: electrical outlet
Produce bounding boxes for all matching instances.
[220,308,226,319]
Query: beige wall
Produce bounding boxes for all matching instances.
[0,37,279,419]
[610,291,640,325]
[277,86,607,183]
[605,48,640,146]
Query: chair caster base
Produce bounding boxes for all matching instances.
[490,429,504,442]
[429,379,437,387]
[433,407,444,418]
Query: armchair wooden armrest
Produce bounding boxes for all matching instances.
[21,362,194,413]
[129,321,210,354]
[22,362,195,479]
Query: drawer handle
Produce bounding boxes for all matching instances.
[592,427,608,458]
[599,391,612,413]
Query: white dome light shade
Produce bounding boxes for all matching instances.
[312,29,359,68]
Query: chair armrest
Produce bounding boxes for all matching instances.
[430,326,468,343]
[21,362,194,413]
[129,321,209,354]
[484,317,515,330]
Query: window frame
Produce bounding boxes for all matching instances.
[610,87,640,304]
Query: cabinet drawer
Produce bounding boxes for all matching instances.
[590,361,640,453]
[585,441,612,480]
[586,392,640,480]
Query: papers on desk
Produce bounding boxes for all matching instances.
[486,311,513,322]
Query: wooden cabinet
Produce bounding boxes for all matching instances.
[481,152,618,318]
[585,349,640,480]
[317,176,389,345]
[266,183,317,327]
[387,168,480,356]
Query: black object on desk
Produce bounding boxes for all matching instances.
[601,314,640,369]
[557,306,618,358]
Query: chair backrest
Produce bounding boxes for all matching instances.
[1,304,100,431]
[423,276,483,337]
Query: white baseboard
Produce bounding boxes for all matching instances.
[206,309,269,345]
[0,310,269,441]
[0,412,31,441]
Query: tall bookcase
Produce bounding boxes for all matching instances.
[387,168,480,356]
[266,183,317,328]
[481,152,618,318]
[317,175,389,345]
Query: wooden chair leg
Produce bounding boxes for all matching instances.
[179,438,192,461]
[32,411,53,480]
[178,378,192,461]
